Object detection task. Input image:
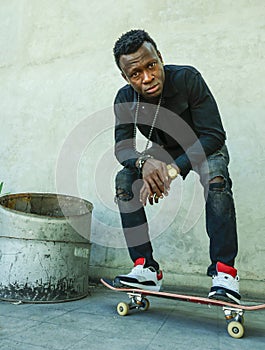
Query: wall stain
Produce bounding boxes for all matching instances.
[0,277,85,302]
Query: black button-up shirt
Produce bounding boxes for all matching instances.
[114,65,226,177]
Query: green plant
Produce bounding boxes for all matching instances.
[0,182,3,194]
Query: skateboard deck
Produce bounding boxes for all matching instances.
[101,278,265,339]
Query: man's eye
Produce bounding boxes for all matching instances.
[131,72,139,78]
[149,62,156,68]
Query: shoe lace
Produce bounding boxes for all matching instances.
[213,273,240,291]
[131,265,156,275]
[131,265,144,274]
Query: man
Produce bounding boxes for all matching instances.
[113,29,240,304]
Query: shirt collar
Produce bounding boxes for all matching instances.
[162,66,179,98]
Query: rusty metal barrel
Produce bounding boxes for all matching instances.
[0,193,93,303]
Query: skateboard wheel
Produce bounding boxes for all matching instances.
[227,321,244,339]
[117,302,129,316]
[141,298,150,311]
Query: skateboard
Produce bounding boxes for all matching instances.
[101,278,265,339]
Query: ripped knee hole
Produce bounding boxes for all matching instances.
[209,177,226,191]
[116,188,133,201]
[209,176,224,184]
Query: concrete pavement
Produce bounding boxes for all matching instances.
[1,284,264,350]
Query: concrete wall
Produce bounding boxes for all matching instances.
[1,0,264,297]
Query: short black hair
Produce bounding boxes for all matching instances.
[113,29,158,70]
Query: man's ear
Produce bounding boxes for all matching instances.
[158,51,164,64]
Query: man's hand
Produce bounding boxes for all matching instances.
[139,180,162,206]
[139,160,180,206]
[139,159,169,205]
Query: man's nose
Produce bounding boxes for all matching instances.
[142,70,153,84]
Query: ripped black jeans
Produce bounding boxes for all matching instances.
[115,145,238,276]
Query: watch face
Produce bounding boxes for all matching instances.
[168,167,178,179]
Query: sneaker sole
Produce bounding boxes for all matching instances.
[208,290,241,305]
[120,280,162,292]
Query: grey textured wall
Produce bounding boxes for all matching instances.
[0,1,264,297]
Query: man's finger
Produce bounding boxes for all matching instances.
[148,195,154,205]
[140,181,150,206]
[147,176,164,197]
[154,193,160,203]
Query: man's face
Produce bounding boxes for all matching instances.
[119,41,165,100]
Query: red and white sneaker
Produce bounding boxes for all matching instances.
[114,258,163,291]
[208,262,241,304]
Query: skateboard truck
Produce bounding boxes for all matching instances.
[117,292,150,316]
[223,307,245,338]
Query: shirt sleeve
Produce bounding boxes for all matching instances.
[114,91,139,168]
[175,70,226,177]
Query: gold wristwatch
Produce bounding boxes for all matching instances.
[167,164,178,179]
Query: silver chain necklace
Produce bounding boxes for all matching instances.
[133,93,162,155]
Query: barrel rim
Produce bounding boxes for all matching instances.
[0,192,93,219]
